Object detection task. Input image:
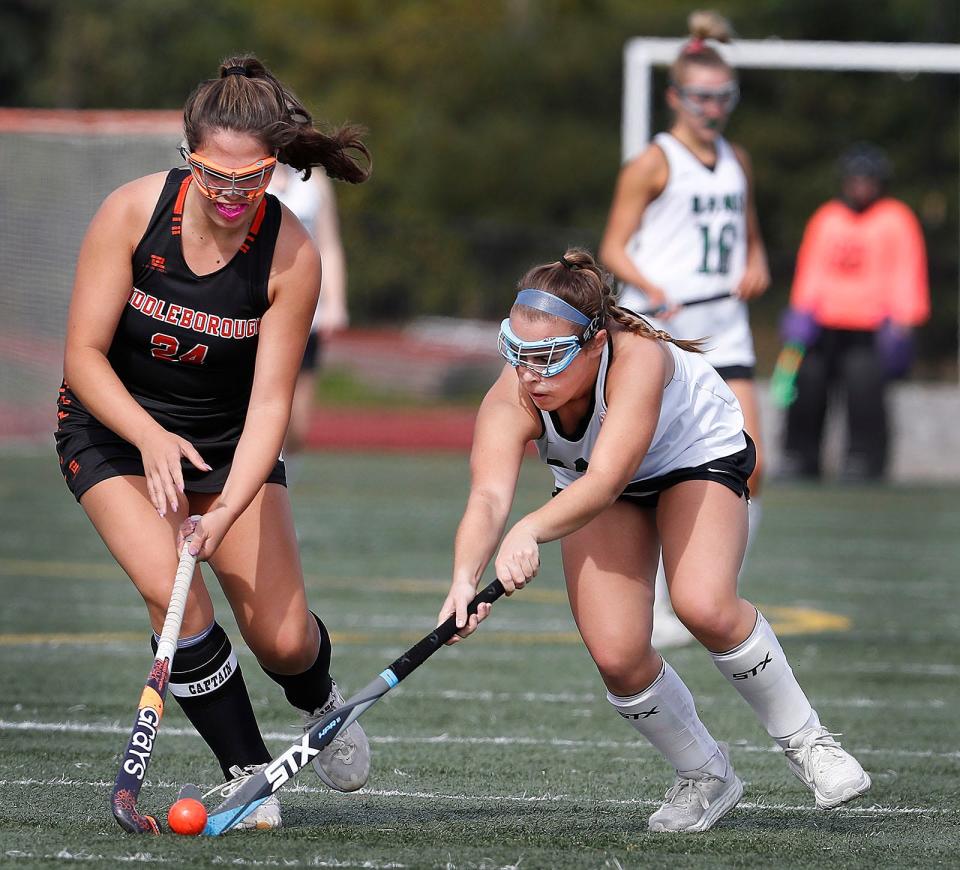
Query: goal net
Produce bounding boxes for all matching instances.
[0,109,183,443]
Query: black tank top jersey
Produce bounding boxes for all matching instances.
[58,169,282,452]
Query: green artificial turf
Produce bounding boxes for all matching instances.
[0,450,957,868]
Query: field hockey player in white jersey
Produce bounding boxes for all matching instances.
[600,10,769,647]
[437,249,870,832]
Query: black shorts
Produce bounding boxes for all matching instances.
[554,434,756,509]
[623,434,756,507]
[714,364,755,381]
[300,331,323,372]
[56,427,286,503]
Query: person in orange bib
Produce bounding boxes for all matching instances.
[780,143,929,481]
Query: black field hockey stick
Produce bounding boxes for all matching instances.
[201,578,507,835]
[111,520,200,834]
[638,290,734,317]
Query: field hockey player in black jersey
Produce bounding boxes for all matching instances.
[55,55,371,830]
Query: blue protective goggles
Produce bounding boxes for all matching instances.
[498,319,586,377]
[497,288,600,378]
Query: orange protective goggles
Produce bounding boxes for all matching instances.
[181,147,277,202]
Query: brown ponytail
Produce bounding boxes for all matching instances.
[515,248,705,354]
[183,55,371,184]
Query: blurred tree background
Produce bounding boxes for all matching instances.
[2,0,958,375]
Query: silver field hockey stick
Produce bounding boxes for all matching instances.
[200,578,507,835]
[111,518,201,834]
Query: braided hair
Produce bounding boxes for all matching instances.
[513,248,705,354]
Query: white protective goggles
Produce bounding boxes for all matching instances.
[497,289,600,377]
[676,81,740,117]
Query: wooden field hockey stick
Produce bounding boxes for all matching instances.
[111,518,201,834]
[200,578,507,835]
[637,290,734,317]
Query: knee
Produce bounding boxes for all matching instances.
[672,591,743,649]
[592,646,659,696]
[249,619,317,674]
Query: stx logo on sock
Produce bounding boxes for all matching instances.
[619,705,659,719]
[732,651,773,680]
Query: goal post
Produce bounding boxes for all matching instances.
[623,38,960,160]
[622,37,960,380]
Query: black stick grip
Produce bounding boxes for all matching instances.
[387,579,506,683]
[639,291,733,317]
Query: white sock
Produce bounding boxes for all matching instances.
[711,610,813,741]
[607,662,724,776]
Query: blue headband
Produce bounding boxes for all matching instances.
[515,289,591,327]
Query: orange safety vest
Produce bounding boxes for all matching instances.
[790,198,930,330]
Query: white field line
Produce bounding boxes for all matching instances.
[1,718,958,761]
[0,775,948,817]
[391,689,950,710]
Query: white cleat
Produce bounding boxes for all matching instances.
[303,680,371,792]
[203,764,282,830]
[784,727,872,809]
[648,744,743,833]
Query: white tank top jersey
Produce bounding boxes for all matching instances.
[534,338,746,492]
[269,165,325,235]
[619,133,755,369]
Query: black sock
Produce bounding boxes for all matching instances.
[261,612,333,713]
[152,622,270,778]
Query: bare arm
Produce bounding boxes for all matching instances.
[438,367,541,637]
[731,144,770,300]
[599,145,671,307]
[187,216,322,558]
[502,334,667,552]
[63,173,209,516]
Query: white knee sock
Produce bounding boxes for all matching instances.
[711,610,818,742]
[607,662,724,776]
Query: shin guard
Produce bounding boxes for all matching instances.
[607,662,722,775]
[711,610,814,741]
